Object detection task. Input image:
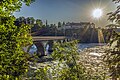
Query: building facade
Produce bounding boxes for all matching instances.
[60,22,95,30]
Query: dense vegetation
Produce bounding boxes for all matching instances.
[15,17,43,33]
[0,0,34,79]
[0,0,119,80]
[104,0,120,79]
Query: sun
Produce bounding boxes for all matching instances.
[92,8,103,19]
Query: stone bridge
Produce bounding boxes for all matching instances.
[25,36,72,57]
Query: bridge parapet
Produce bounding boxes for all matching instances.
[32,36,66,41]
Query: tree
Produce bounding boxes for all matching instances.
[16,17,26,24]
[107,0,120,24]
[30,19,43,32]
[0,0,35,79]
[62,22,65,26]
[36,19,43,28]
[45,20,48,27]
[58,22,62,28]
[51,41,87,80]
[105,0,120,79]
[26,17,35,25]
[16,17,35,25]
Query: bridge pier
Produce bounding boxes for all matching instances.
[34,41,45,57]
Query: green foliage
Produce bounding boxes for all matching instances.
[36,19,43,27]
[0,16,32,79]
[16,17,44,33]
[0,0,35,17]
[26,17,35,25]
[51,41,88,80]
[52,40,79,62]
[35,67,49,80]
[0,0,34,79]
[107,0,120,24]
[105,0,120,79]
[104,31,120,78]
[27,67,49,80]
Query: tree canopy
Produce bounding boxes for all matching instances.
[105,0,120,79]
[0,0,35,79]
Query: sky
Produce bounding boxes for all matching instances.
[14,0,117,27]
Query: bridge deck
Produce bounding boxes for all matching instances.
[32,36,66,41]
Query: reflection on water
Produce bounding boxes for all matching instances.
[29,44,37,55]
[78,43,106,50]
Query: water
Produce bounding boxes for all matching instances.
[77,43,106,57]
[28,43,106,55]
[28,44,37,55]
[78,43,106,50]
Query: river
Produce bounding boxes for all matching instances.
[28,43,106,55]
[78,43,106,50]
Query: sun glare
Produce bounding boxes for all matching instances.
[92,8,103,19]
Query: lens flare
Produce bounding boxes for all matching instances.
[98,29,105,43]
[92,8,103,19]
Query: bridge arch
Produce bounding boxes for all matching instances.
[27,40,54,57]
[45,40,54,54]
[28,41,45,57]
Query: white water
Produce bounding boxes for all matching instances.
[78,43,106,50]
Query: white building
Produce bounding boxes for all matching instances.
[60,22,95,30]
